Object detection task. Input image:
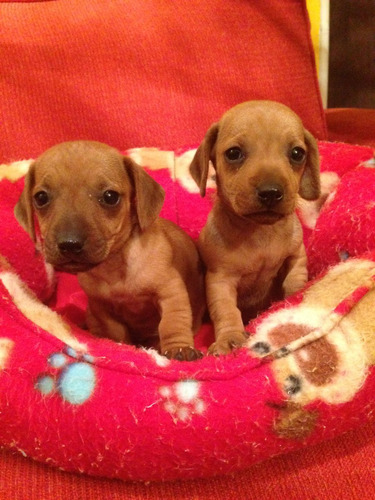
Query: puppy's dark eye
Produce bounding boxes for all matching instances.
[101,190,121,206]
[290,147,306,165]
[33,190,50,208]
[224,147,245,164]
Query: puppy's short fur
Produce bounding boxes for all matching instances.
[15,140,204,361]
[190,100,321,355]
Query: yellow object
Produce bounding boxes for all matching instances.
[306,0,321,71]
[306,0,329,107]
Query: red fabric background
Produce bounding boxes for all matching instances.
[2,421,375,500]
[0,0,325,162]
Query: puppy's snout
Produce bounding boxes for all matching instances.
[256,183,284,208]
[57,236,85,255]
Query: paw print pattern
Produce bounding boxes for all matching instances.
[35,347,96,405]
[159,379,206,422]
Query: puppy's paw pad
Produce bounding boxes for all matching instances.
[164,346,203,361]
[208,333,247,356]
[207,342,231,356]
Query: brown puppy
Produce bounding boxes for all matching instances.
[190,101,320,355]
[15,140,204,361]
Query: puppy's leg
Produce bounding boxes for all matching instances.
[158,275,203,361]
[282,243,308,297]
[206,271,247,355]
[86,298,132,344]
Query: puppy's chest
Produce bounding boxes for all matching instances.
[100,279,150,304]
[228,225,299,293]
[80,261,155,312]
[235,229,291,267]
[237,244,286,286]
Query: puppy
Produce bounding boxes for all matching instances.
[15,140,204,361]
[190,100,320,355]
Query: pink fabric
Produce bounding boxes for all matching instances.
[307,144,375,277]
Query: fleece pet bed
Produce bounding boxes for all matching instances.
[0,141,374,482]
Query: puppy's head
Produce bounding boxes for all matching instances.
[15,141,165,273]
[190,100,320,224]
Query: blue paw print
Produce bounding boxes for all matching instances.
[35,347,96,405]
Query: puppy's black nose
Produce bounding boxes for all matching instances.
[256,184,284,208]
[58,238,84,255]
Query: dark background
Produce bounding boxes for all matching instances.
[328,0,375,108]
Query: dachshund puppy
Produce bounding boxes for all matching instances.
[190,100,320,355]
[15,140,204,361]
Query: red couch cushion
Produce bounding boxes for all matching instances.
[0,0,326,162]
[326,108,375,148]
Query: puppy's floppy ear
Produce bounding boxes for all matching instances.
[299,130,321,201]
[189,123,219,197]
[123,157,165,231]
[14,163,36,242]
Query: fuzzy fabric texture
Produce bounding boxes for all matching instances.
[0,0,325,163]
[307,152,375,277]
[0,141,374,482]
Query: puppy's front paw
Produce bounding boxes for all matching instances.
[208,332,247,356]
[164,346,204,362]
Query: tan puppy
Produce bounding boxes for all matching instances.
[190,101,320,355]
[15,140,204,361]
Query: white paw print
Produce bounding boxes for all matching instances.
[159,379,205,422]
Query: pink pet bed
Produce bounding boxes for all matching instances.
[0,141,374,481]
